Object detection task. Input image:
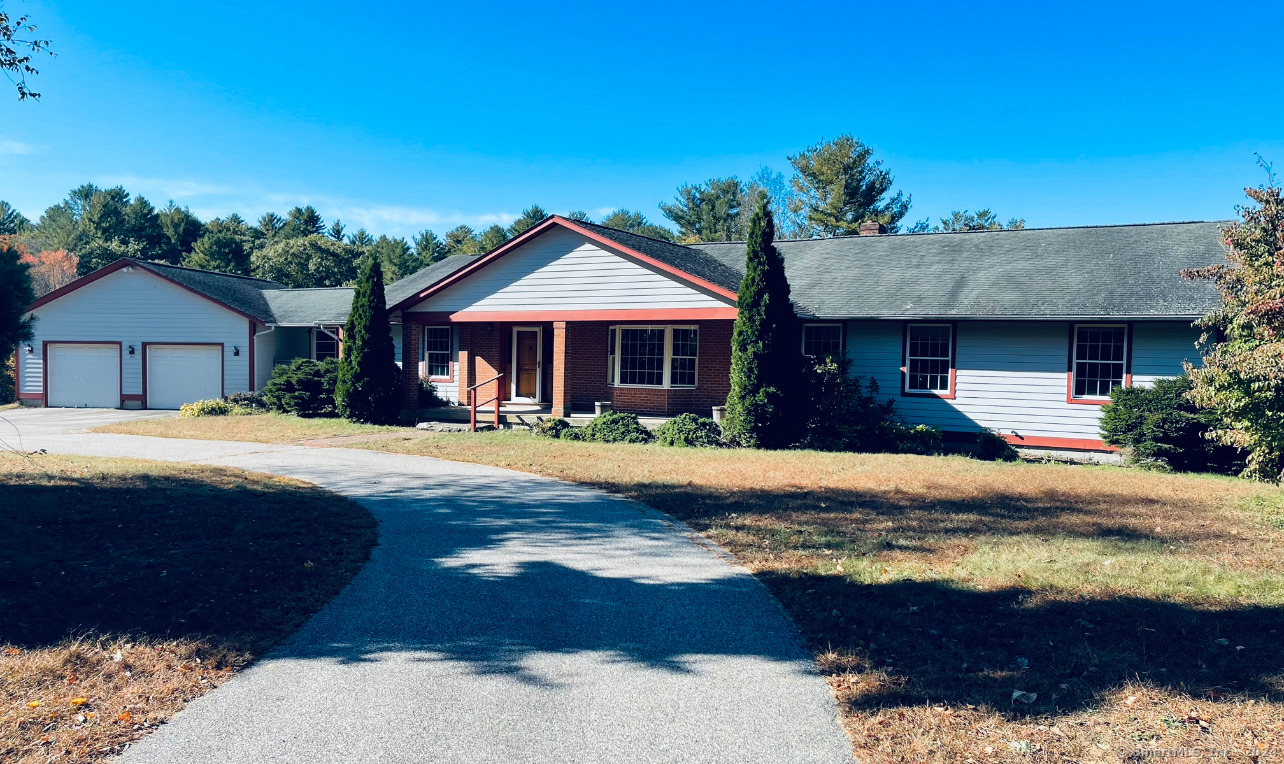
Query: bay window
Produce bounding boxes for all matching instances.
[609,325,699,388]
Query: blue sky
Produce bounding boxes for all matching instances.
[2,0,1282,238]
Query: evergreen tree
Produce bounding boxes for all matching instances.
[0,201,31,234]
[347,228,375,248]
[659,178,745,242]
[721,198,802,448]
[159,202,205,258]
[598,209,676,241]
[444,225,478,255]
[368,235,417,281]
[282,205,325,238]
[508,205,548,237]
[251,235,362,287]
[477,224,510,252]
[788,134,911,235]
[335,253,401,424]
[1,238,36,402]
[565,210,592,222]
[413,229,445,264]
[257,212,285,240]
[184,229,250,274]
[328,219,347,241]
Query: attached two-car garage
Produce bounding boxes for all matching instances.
[40,342,224,409]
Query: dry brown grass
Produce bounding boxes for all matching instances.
[0,453,377,763]
[93,412,407,443]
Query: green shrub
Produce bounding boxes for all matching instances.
[419,378,448,408]
[532,417,571,438]
[890,423,942,455]
[654,413,722,447]
[975,427,1018,461]
[801,357,901,452]
[179,398,235,417]
[263,358,340,418]
[1101,375,1242,473]
[226,391,268,411]
[575,411,653,444]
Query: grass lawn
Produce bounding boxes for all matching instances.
[0,452,377,763]
[94,411,408,443]
[90,414,1284,761]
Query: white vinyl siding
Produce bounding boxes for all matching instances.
[845,320,1203,442]
[406,228,731,313]
[21,268,251,400]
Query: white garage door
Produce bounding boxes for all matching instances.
[47,344,121,408]
[147,345,223,410]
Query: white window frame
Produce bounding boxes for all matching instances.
[609,325,699,389]
[312,326,341,361]
[1070,323,1129,401]
[801,323,844,358]
[903,322,954,395]
[422,326,452,381]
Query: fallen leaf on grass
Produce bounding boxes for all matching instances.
[117,711,131,721]
[70,698,88,706]
[26,700,42,708]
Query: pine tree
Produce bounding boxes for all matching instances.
[335,253,401,424]
[721,198,802,448]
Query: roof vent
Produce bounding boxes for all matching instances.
[859,221,886,236]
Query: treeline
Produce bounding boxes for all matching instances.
[0,134,1024,291]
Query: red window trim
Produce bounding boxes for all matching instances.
[901,321,957,400]
[423,325,454,382]
[1066,322,1132,405]
[41,341,124,408]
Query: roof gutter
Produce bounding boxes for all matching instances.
[802,314,1206,322]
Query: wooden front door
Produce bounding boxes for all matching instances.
[514,328,541,400]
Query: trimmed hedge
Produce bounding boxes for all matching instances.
[263,358,340,418]
[1101,375,1241,473]
[654,413,723,447]
[571,411,653,444]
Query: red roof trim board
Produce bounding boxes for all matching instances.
[25,258,261,322]
[403,308,738,323]
[390,216,740,312]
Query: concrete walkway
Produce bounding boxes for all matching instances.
[2,408,852,764]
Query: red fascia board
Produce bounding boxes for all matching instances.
[391,217,739,311]
[1002,433,1115,452]
[403,308,738,323]
[26,259,260,322]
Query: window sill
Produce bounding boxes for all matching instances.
[902,389,956,400]
[1066,396,1110,406]
[610,384,698,390]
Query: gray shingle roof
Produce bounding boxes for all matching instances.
[261,288,355,325]
[691,221,1229,319]
[566,219,744,295]
[384,254,481,307]
[141,261,284,322]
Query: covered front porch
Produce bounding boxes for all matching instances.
[399,318,734,420]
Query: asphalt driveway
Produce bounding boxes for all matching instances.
[2,407,852,763]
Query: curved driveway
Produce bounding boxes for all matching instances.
[4,408,852,763]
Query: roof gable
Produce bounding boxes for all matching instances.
[403,226,735,315]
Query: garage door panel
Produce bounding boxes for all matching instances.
[147,345,223,410]
[47,344,121,408]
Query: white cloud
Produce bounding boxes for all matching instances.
[0,137,34,155]
[101,176,238,199]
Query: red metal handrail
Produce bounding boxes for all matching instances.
[468,373,504,432]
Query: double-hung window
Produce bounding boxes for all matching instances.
[802,323,843,359]
[313,327,340,361]
[423,326,452,380]
[609,326,699,388]
[1071,324,1127,400]
[904,323,953,395]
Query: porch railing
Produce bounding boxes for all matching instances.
[468,373,504,432]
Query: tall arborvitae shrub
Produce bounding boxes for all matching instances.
[335,254,401,424]
[0,237,35,404]
[721,198,802,448]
